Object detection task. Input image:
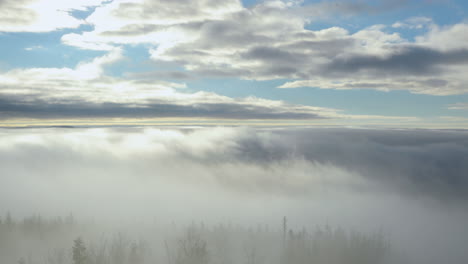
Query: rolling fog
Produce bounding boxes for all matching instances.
[1,126,467,264]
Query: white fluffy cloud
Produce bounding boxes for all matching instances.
[0,0,103,32]
[277,22,468,95]
[55,0,468,95]
[2,0,467,96]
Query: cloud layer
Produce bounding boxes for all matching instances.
[1,126,467,204]
[0,49,338,120]
[1,0,467,123]
[1,126,467,263]
[56,0,468,95]
[0,48,417,122]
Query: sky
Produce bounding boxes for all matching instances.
[1,2,468,262]
[1,0,468,127]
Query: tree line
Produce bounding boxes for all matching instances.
[0,213,393,264]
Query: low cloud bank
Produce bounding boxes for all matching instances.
[0,126,467,263]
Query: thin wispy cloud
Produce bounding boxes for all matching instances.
[449,102,468,110]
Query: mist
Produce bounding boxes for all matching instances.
[1,126,467,264]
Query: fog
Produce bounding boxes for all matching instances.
[0,126,467,264]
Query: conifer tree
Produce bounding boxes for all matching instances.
[72,237,88,264]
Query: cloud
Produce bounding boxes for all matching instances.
[0,0,103,32]
[392,16,433,29]
[277,23,468,95]
[56,0,468,95]
[1,0,467,95]
[1,126,467,264]
[295,0,410,19]
[0,50,345,121]
[24,45,45,51]
[1,126,467,205]
[448,102,468,110]
[416,23,468,51]
[326,46,468,75]
[0,49,421,123]
[0,94,336,120]
[286,128,468,204]
[166,126,468,205]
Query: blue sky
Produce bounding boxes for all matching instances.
[1,0,468,127]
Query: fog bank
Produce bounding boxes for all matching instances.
[0,126,467,263]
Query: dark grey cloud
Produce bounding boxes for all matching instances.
[240,45,468,80]
[161,127,468,205]
[241,46,303,64]
[0,96,325,120]
[283,39,355,56]
[125,70,194,80]
[327,46,468,76]
[336,0,410,14]
[291,129,468,204]
[197,14,283,47]
[297,0,410,18]
[236,44,468,81]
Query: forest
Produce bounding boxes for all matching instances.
[0,213,394,264]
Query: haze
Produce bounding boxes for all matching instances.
[1,127,467,263]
